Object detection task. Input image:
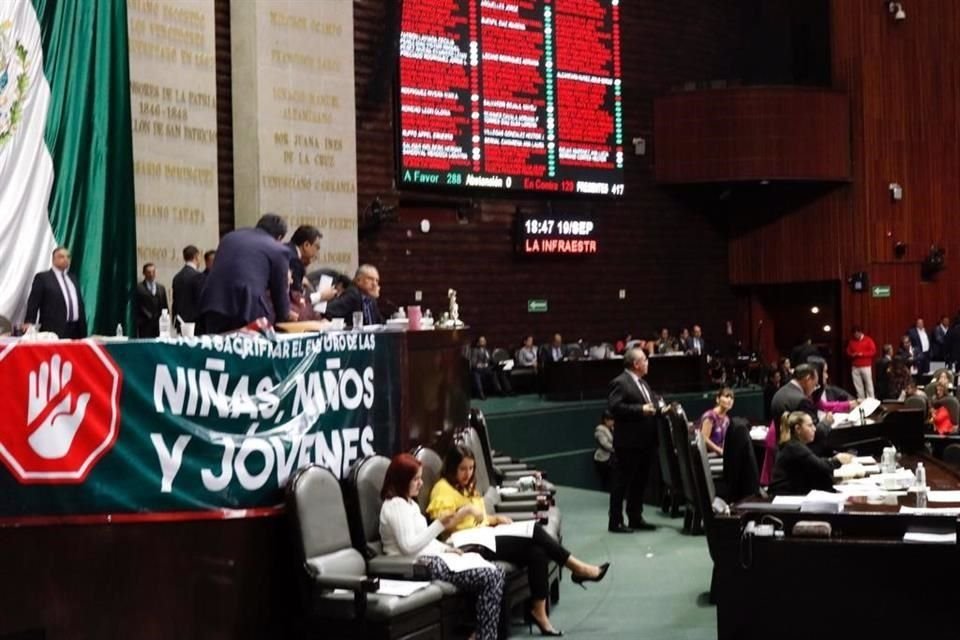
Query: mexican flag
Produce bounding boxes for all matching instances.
[0,0,135,334]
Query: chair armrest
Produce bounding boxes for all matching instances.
[495,462,530,472]
[367,555,431,579]
[493,499,539,512]
[311,571,380,594]
[498,490,541,501]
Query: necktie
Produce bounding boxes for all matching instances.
[148,281,156,296]
[637,377,651,403]
[362,297,373,324]
[61,272,76,322]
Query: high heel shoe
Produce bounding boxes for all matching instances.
[571,562,610,589]
[528,616,563,637]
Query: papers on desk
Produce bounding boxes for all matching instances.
[771,490,848,513]
[833,463,881,479]
[903,531,957,544]
[900,506,960,516]
[854,456,877,465]
[311,275,333,314]
[829,398,882,426]
[376,579,433,597]
[926,490,960,503]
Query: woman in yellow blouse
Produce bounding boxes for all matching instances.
[428,445,610,637]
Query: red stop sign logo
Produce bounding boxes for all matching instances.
[0,342,122,483]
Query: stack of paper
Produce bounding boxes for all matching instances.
[376,579,433,597]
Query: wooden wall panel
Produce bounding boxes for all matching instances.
[729,0,960,360]
[352,0,743,349]
[654,87,851,183]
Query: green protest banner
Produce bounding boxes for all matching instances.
[0,332,402,521]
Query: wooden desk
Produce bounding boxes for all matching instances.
[714,454,960,639]
[541,354,707,401]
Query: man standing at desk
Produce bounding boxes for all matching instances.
[324,264,383,326]
[23,246,87,339]
[606,347,660,533]
[134,263,168,338]
[200,214,292,333]
[908,317,932,374]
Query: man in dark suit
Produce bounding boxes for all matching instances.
[324,264,383,326]
[686,324,707,356]
[539,333,567,366]
[172,245,205,332]
[770,363,834,453]
[203,250,216,276]
[287,225,322,297]
[24,246,87,339]
[933,315,950,361]
[908,317,931,374]
[200,214,292,333]
[134,263,169,337]
[606,347,661,533]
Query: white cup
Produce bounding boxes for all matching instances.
[180,322,195,338]
[330,318,345,331]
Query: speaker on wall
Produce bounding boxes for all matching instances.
[848,271,868,292]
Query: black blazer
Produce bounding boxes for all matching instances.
[24,269,87,338]
[323,286,382,325]
[287,242,306,295]
[172,265,204,324]
[607,370,660,449]
[770,439,839,495]
[134,280,169,337]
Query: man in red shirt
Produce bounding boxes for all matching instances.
[846,326,877,399]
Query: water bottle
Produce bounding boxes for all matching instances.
[915,462,928,507]
[115,323,124,338]
[158,309,171,338]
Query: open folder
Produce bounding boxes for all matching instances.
[446,520,536,553]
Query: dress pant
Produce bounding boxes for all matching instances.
[851,366,875,399]
[609,445,655,526]
[494,523,570,601]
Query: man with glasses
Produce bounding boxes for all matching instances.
[23,246,87,339]
[324,264,383,327]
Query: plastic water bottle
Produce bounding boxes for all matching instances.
[115,323,124,338]
[158,309,171,338]
[915,462,928,507]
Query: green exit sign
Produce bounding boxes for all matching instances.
[527,299,548,313]
[871,285,891,298]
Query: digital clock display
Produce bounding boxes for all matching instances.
[516,214,598,255]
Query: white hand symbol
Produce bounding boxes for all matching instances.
[27,354,91,459]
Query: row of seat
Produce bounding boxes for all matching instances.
[286,423,562,639]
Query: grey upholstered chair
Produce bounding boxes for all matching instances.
[287,464,444,639]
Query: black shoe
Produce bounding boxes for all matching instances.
[608,524,633,533]
[629,519,657,531]
[571,562,610,589]
[528,616,564,636]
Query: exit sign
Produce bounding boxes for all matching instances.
[871,285,891,298]
[527,299,548,313]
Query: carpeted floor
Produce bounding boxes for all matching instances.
[522,485,716,638]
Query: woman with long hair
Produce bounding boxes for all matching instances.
[427,445,610,637]
[697,387,735,456]
[770,411,853,495]
[379,453,505,640]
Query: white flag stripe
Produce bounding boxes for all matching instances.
[0,0,57,326]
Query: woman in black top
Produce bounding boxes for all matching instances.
[770,411,853,495]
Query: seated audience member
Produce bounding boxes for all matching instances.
[924,368,954,398]
[770,411,853,495]
[655,327,676,354]
[809,359,857,411]
[323,264,383,326]
[427,446,609,637]
[594,410,615,490]
[900,377,929,413]
[897,334,917,374]
[515,335,539,370]
[886,357,912,399]
[677,328,691,353]
[708,358,727,386]
[698,387,735,456]
[379,454,505,640]
[541,333,567,365]
[470,336,511,399]
[930,382,957,434]
[614,332,633,355]
[588,342,611,360]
